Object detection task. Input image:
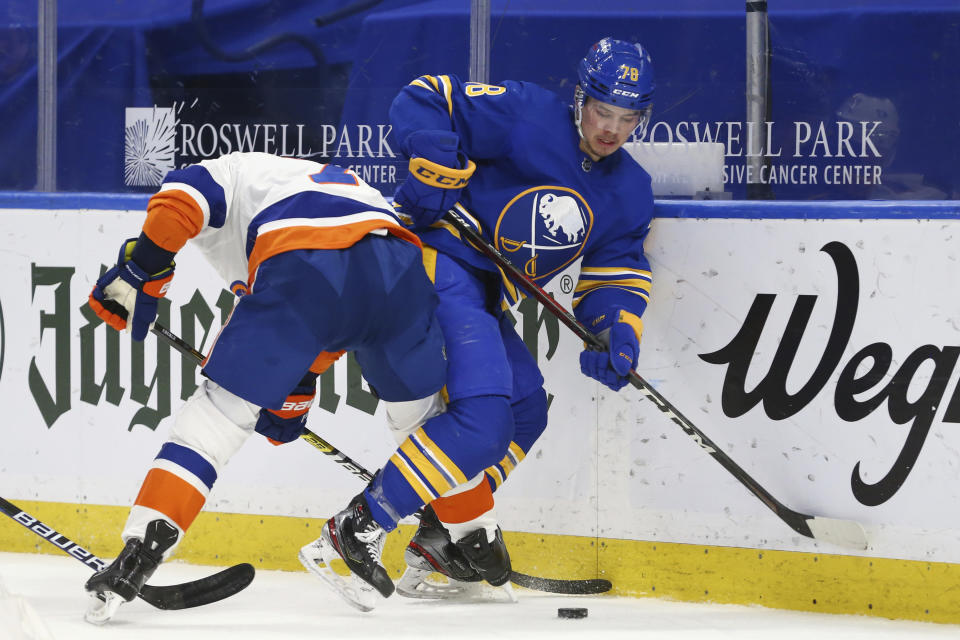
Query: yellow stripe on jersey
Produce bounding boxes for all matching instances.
[580,266,653,278]
[497,442,527,476]
[388,453,436,504]
[409,75,454,119]
[399,438,454,496]
[617,310,644,342]
[437,74,454,118]
[410,77,435,92]
[497,266,521,306]
[413,427,469,486]
[574,278,653,294]
[434,203,479,239]
[485,442,526,488]
[421,245,438,284]
[572,266,653,309]
[434,221,461,241]
[412,427,467,485]
[572,286,650,309]
[485,466,505,489]
[497,456,516,477]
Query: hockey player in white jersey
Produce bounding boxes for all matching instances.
[84,152,450,621]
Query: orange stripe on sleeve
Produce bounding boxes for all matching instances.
[310,350,346,374]
[134,468,207,531]
[430,479,495,524]
[143,190,206,253]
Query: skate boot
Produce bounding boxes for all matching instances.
[396,505,482,599]
[298,493,394,612]
[455,526,512,587]
[84,519,179,624]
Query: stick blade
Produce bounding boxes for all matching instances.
[806,516,868,550]
[510,571,612,595]
[138,563,256,610]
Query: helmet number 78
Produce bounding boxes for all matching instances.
[618,65,640,82]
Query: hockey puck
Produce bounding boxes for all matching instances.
[557,607,588,619]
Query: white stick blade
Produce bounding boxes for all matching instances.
[805,517,868,550]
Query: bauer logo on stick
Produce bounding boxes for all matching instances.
[11,510,106,571]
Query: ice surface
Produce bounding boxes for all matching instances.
[0,551,956,640]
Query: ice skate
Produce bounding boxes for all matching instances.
[84,519,179,624]
[455,526,517,601]
[299,493,394,612]
[397,506,516,602]
[397,505,482,599]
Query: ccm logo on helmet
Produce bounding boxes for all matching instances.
[612,88,640,98]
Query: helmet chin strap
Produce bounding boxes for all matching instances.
[573,84,586,139]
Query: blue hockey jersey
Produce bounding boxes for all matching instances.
[389,74,654,329]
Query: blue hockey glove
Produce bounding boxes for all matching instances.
[255,371,319,444]
[89,238,175,341]
[579,311,642,391]
[394,130,476,227]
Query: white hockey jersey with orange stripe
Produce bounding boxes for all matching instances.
[142,152,420,288]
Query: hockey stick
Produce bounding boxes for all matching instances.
[151,323,612,594]
[0,496,255,610]
[442,207,868,550]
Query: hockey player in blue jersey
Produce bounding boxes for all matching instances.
[83,152,454,619]
[372,37,658,598]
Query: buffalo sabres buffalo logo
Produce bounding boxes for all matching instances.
[495,187,593,279]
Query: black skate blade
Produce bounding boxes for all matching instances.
[138,563,256,610]
[510,571,611,595]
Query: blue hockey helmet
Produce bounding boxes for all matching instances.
[575,37,655,137]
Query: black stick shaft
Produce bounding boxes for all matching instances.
[0,495,255,609]
[441,209,813,537]
[0,496,107,571]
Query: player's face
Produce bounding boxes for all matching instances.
[579,98,642,161]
